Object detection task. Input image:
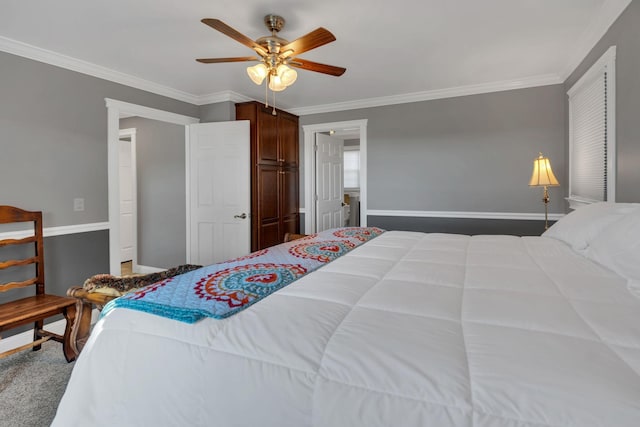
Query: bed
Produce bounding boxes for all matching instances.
[53,203,640,426]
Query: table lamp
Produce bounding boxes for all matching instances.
[529,153,560,230]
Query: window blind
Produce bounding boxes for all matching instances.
[569,71,607,201]
[567,45,615,206]
[343,150,360,188]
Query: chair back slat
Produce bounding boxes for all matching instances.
[0,278,39,292]
[0,236,38,248]
[0,256,38,270]
[0,206,45,295]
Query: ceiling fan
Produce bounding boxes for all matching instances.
[196,15,346,93]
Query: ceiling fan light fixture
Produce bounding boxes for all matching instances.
[247,63,268,85]
[276,64,297,87]
[268,74,287,92]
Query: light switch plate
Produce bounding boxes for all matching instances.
[73,198,85,212]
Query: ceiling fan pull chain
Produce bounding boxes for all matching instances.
[264,77,269,108]
[272,89,277,115]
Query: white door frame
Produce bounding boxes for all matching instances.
[106,98,200,275]
[303,119,368,233]
[118,127,137,270]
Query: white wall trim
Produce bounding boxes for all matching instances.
[560,0,631,80]
[0,35,563,114]
[195,90,254,105]
[367,210,565,221]
[303,120,368,233]
[289,74,562,116]
[0,222,109,240]
[107,98,200,275]
[0,36,200,105]
[0,309,100,355]
[136,264,167,274]
[0,35,259,107]
[105,98,199,125]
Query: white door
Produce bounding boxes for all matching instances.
[189,121,250,265]
[315,133,344,231]
[119,138,135,262]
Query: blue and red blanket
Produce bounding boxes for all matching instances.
[102,227,384,323]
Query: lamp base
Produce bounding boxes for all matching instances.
[542,186,550,230]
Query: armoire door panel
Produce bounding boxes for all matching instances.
[257,165,280,221]
[257,108,279,164]
[278,113,299,167]
[281,169,299,217]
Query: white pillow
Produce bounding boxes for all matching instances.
[586,209,640,281]
[542,202,640,251]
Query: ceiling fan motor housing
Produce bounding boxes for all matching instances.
[264,14,285,33]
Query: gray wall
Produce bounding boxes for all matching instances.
[564,0,640,203]
[300,85,566,235]
[0,51,199,228]
[120,117,186,268]
[199,101,235,123]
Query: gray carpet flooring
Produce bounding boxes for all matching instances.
[0,341,74,427]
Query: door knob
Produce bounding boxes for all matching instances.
[234,213,247,219]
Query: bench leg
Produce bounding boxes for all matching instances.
[61,303,78,363]
[68,299,92,360]
[33,319,44,352]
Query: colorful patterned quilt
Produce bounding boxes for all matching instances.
[102,227,384,323]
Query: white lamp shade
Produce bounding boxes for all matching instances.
[276,64,297,86]
[268,74,287,92]
[247,63,268,85]
[529,154,560,187]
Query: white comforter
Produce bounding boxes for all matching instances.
[53,232,640,426]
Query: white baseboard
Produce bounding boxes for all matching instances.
[136,264,166,274]
[0,309,100,354]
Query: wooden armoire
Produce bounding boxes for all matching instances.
[235,101,300,251]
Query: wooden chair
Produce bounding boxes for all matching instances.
[0,206,77,362]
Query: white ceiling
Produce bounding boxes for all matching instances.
[0,0,631,112]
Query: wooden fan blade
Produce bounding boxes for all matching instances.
[196,56,259,64]
[280,28,336,57]
[289,58,346,76]
[201,18,267,55]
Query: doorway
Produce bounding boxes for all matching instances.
[302,119,368,234]
[106,98,199,275]
[118,128,137,275]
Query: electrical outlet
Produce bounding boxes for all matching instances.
[73,198,85,212]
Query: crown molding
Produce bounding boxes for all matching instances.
[0,36,200,105]
[559,0,632,80]
[195,90,255,106]
[287,74,563,116]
